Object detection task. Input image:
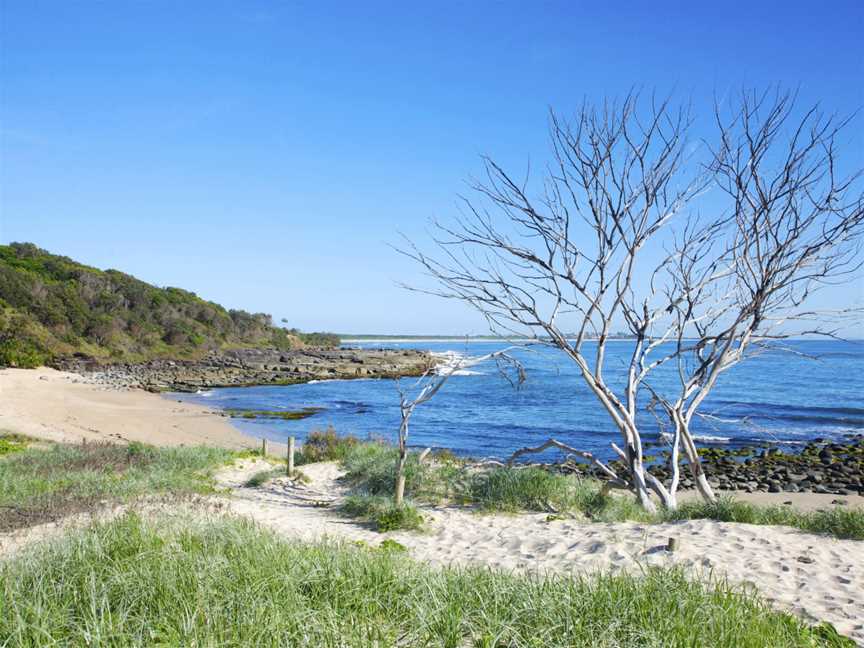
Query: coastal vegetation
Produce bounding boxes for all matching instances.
[0,242,339,368]
[294,426,361,464]
[392,347,524,505]
[404,89,864,512]
[0,441,233,532]
[333,437,864,540]
[1,512,850,647]
[0,432,30,458]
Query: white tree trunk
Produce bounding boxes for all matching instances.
[394,415,409,506]
[680,424,716,503]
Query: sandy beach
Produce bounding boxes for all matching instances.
[0,367,256,449]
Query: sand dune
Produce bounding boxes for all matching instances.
[222,459,864,645]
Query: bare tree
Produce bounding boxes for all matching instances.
[402,89,863,512]
[394,347,524,506]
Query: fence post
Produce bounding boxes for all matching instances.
[288,436,295,477]
[261,438,268,458]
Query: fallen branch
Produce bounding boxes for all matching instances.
[506,438,628,488]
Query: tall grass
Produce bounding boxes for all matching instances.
[337,442,864,539]
[0,512,848,647]
[0,441,233,532]
[663,497,864,540]
[295,426,361,465]
[341,495,425,532]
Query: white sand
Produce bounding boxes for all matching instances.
[222,459,864,644]
[0,367,257,449]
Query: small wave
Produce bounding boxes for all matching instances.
[660,432,732,443]
[195,390,212,397]
[430,350,468,376]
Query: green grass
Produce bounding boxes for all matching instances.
[242,468,284,488]
[1,512,850,647]
[0,432,31,457]
[337,441,864,540]
[0,441,234,532]
[295,426,362,465]
[340,441,466,503]
[341,495,425,532]
[663,496,864,540]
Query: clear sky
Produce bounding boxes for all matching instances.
[1,1,862,335]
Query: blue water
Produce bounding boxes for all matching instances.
[173,340,864,460]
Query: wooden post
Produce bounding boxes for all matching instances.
[261,438,268,458]
[666,537,679,553]
[287,436,295,477]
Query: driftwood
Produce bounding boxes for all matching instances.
[505,438,629,489]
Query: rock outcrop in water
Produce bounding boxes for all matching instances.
[54,348,434,392]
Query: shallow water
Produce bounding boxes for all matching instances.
[174,339,863,460]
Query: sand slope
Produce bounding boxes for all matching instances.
[223,459,864,645]
[0,367,255,448]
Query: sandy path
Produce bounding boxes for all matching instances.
[0,367,256,449]
[222,459,864,645]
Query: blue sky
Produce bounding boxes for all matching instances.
[1,1,862,334]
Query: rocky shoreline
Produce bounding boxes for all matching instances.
[561,436,864,497]
[53,347,434,392]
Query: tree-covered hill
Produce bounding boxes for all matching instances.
[0,242,338,367]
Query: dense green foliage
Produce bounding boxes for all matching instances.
[0,242,338,366]
[1,513,848,647]
[0,441,233,532]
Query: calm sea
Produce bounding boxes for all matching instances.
[172,339,863,460]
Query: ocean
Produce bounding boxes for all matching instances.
[173,339,863,461]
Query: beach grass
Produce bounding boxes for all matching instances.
[662,497,864,540]
[294,426,362,465]
[0,432,30,457]
[1,511,850,648]
[341,494,425,531]
[336,440,864,540]
[0,441,233,532]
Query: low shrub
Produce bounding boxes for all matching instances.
[296,426,361,464]
[243,469,282,488]
[341,495,424,532]
[0,432,30,457]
